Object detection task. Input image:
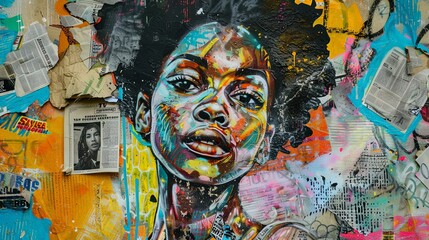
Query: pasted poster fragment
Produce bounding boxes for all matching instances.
[14,116,49,135]
[3,22,58,96]
[64,101,120,174]
[362,47,428,132]
[0,172,40,210]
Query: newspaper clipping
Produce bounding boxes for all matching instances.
[4,22,58,97]
[362,47,428,132]
[64,101,120,174]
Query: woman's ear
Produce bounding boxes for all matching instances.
[135,92,151,135]
[256,125,275,165]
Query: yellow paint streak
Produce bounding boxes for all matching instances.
[35,172,124,239]
[126,123,158,237]
[292,51,297,67]
[185,160,219,178]
[327,1,347,30]
[318,0,364,58]
[347,3,364,33]
[240,120,262,141]
[294,0,312,6]
[327,33,350,59]
[199,38,219,58]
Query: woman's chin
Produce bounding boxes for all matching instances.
[159,160,249,185]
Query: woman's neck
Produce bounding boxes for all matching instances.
[88,150,98,159]
[153,163,240,239]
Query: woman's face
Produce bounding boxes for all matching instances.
[150,23,274,184]
[85,127,100,152]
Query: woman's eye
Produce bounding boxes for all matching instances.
[167,76,200,93]
[231,91,264,110]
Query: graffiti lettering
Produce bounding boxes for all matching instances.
[0,114,21,134]
[421,163,429,179]
[0,198,30,210]
[404,178,429,208]
[0,172,40,192]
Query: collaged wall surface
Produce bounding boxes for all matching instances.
[1,0,429,239]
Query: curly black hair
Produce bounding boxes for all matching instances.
[96,0,335,159]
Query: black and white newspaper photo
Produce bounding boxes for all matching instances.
[73,122,101,171]
[64,101,120,174]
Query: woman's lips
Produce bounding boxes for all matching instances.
[183,128,231,158]
[186,141,226,155]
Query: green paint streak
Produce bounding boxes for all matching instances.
[0,15,22,32]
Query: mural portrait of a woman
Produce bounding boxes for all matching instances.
[97,0,335,239]
[4,0,429,238]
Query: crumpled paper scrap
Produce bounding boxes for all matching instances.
[48,45,116,108]
[407,47,429,76]
[70,25,102,69]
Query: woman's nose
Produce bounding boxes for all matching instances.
[193,102,229,128]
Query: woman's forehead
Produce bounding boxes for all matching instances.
[87,127,98,133]
[169,22,269,67]
[162,22,274,93]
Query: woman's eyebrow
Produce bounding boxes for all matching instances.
[235,68,267,80]
[170,54,208,68]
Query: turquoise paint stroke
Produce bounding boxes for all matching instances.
[122,116,131,240]
[395,0,420,44]
[0,0,15,8]
[0,30,16,64]
[131,124,150,147]
[118,87,124,100]
[350,11,423,142]
[396,0,429,53]
[0,87,50,116]
[0,206,51,239]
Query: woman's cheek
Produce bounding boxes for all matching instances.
[170,104,195,131]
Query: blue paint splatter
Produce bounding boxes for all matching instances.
[350,9,424,142]
[0,208,51,239]
[0,87,50,116]
[0,30,17,64]
[0,0,15,8]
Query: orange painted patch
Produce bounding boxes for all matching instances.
[251,106,331,173]
[55,0,70,16]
